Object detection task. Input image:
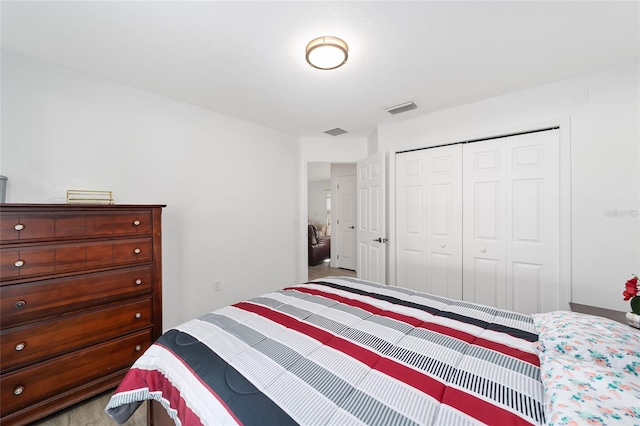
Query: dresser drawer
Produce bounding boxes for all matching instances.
[0,211,152,242]
[0,238,152,280]
[0,266,152,327]
[1,298,152,371]
[0,329,152,418]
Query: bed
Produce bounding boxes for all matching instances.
[106,277,640,425]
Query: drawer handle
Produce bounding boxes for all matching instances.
[14,260,25,268]
[134,248,141,254]
[135,312,142,319]
[14,386,24,396]
[135,345,142,352]
[15,342,26,351]
[15,300,26,309]
[135,279,142,285]
[14,223,24,231]
[133,220,141,226]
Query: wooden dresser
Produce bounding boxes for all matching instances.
[0,204,164,425]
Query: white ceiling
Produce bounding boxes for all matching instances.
[2,1,638,139]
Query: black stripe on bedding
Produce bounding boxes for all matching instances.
[156,329,297,426]
[310,281,538,342]
[201,312,421,426]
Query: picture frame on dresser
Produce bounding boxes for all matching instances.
[0,204,165,426]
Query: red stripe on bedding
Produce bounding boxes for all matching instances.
[156,342,244,426]
[419,321,476,343]
[116,366,205,426]
[234,302,380,368]
[284,286,382,315]
[234,301,447,402]
[117,344,243,426]
[287,286,538,365]
[475,338,540,367]
[442,385,533,426]
[381,309,424,327]
[419,323,538,366]
[287,286,425,328]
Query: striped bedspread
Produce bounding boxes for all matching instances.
[106,277,545,425]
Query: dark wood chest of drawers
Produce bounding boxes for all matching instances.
[0,204,164,425]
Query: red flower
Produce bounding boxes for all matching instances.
[623,275,639,301]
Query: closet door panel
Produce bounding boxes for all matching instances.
[430,253,456,297]
[425,145,463,299]
[474,182,501,239]
[472,258,504,308]
[512,262,543,314]
[506,130,560,313]
[462,140,507,308]
[396,152,427,292]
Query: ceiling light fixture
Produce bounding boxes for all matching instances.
[305,36,348,70]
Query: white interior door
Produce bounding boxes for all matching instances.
[337,174,356,270]
[357,152,386,283]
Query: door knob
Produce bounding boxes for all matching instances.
[373,237,389,243]
[348,226,355,229]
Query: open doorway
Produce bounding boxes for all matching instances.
[307,162,357,281]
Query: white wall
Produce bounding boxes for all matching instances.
[379,61,640,312]
[367,127,379,156]
[0,51,300,329]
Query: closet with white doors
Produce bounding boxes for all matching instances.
[396,129,561,314]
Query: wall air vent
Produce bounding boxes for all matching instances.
[385,101,418,115]
[324,128,348,136]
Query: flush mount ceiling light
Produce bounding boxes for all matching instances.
[305,36,348,70]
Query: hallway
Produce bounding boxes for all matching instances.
[308,261,356,281]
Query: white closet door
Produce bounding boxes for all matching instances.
[463,130,560,313]
[462,139,507,308]
[396,145,463,298]
[425,145,463,299]
[506,131,560,313]
[396,150,427,292]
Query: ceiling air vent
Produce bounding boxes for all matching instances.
[385,101,418,115]
[324,127,348,136]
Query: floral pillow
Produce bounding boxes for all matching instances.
[539,351,640,425]
[532,310,640,375]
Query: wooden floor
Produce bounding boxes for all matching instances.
[308,260,357,281]
[31,391,146,426]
